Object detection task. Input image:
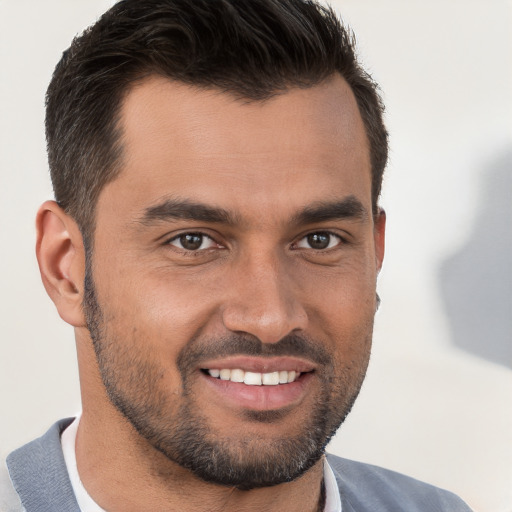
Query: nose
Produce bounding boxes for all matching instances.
[221,254,308,344]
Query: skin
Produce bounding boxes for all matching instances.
[36,74,385,511]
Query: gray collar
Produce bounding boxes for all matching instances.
[7,418,80,512]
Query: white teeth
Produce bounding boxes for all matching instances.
[262,371,280,385]
[219,369,231,381]
[207,368,301,385]
[244,371,262,386]
[230,369,245,382]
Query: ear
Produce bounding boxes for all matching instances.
[36,200,86,327]
[374,208,386,272]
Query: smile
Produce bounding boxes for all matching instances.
[198,356,316,410]
[205,369,301,385]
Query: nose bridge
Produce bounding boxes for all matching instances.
[221,248,308,343]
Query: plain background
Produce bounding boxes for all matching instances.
[1,1,511,511]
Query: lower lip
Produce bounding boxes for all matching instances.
[201,372,314,411]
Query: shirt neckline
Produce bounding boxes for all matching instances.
[61,416,341,512]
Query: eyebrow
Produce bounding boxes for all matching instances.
[292,196,368,225]
[138,195,368,227]
[139,197,239,226]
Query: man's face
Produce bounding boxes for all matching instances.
[84,75,385,489]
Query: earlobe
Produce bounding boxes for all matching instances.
[36,200,86,327]
[374,208,386,272]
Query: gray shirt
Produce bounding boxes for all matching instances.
[1,418,473,512]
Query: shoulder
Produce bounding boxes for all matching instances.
[5,418,80,512]
[326,453,474,512]
[7,418,72,481]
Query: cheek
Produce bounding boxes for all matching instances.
[140,270,222,336]
[300,265,376,363]
[98,255,190,321]
[300,258,377,319]
[95,266,222,372]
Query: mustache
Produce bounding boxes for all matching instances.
[177,332,331,374]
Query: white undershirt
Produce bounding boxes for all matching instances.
[61,416,106,512]
[61,417,341,512]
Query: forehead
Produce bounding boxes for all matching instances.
[100,74,371,222]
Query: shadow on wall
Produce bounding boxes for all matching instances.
[439,150,512,370]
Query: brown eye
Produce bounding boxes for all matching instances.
[296,232,341,250]
[180,234,203,250]
[168,233,216,251]
[307,233,330,249]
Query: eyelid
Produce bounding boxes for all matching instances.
[293,230,345,250]
[165,231,222,251]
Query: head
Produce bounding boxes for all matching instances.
[39,0,387,492]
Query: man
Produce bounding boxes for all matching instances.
[1,0,473,510]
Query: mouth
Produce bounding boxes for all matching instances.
[197,357,316,411]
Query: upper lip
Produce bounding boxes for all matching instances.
[199,356,316,374]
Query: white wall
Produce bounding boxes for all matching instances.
[1,1,511,511]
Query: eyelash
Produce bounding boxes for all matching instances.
[166,232,220,252]
[165,230,346,253]
[292,231,344,251]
